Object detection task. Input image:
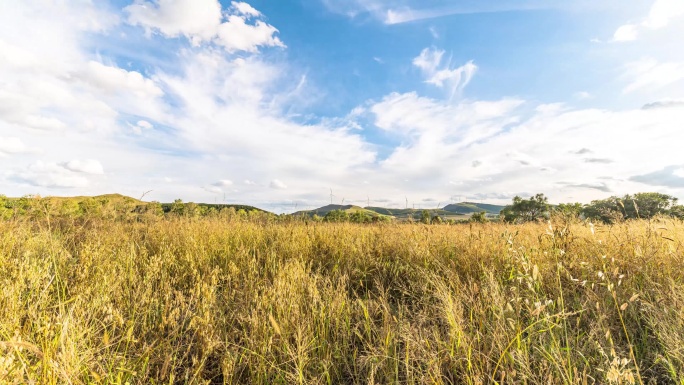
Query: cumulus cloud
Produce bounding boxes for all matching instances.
[61,159,105,175]
[125,0,222,43]
[125,0,284,52]
[215,16,284,53]
[231,2,262,18]
[212,179,234,187]
[413,48,477,99]
[10,161,91,188]
[270,179,287,189]
[613,0,684,42]
[613,24,638,42]
[0,137,32,155]
[365,88,684,205]
[2,0,683,211]
[80,61,163,99]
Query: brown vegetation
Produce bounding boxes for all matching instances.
[1,213,683,384]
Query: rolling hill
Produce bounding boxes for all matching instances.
[293,204,385,218]
[442,202,505,214]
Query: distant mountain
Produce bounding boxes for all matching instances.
[442,202,505,214]
[364,207,462,219]
[295,205,471,221]
[293,204,383,218]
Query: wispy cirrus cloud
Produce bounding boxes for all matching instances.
[413,48,477,100]
[623,58,684,93]
[322,0,556,25]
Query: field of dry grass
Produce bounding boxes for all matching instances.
[1,215,683,384]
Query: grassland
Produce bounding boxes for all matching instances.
[1,213,683,384]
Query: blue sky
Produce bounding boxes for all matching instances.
[1,0,683,212]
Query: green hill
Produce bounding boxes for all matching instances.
[294,205,472,221]
[442,202,505,214]
[159,202,266,214]
[294,204,384,218]
[0,194,267,219]
[363,207,466,220]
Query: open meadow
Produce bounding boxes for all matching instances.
[1,213,683,384]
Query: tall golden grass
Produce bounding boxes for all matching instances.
[1,216,683,384]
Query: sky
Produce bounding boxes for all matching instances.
[1,0,683,212]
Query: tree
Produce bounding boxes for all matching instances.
[420,210,431,224]
[551,202,584,223]
[630,192,678,218]
[170,199,185,216]
[582,196,623,224]
[670,205,684,220]
[324,209,349,222]
[349,211,371,223]
[501,194,550,223]
[469,211,488,223]
[583,193,679,223]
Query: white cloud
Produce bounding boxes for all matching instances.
[231,1,261,17]
[125,0,222,44]
[61,159,105,175]
[270,179,287,189]
[413,48,477,99]
[137,120,154,130]
[204,185,223,194]
[613,24,638,42]
[0,137,31,156]
[129,120,154,135]
[574,91,593,100]
[10,161,91,188]
[613,0,684,42]
[367,92,684,204]
[643,0,684,29]
[125,0,283,52]
[2,0,683,211]
[0,1,380,206]
[215,16,284,53]
[80,61,163,99]
[623,58,684,93]
[413,48,443,74]
[212,179,234,187]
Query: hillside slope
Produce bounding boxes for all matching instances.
[442,202,505,214]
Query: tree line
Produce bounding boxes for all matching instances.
[500,192,684,224]
[1,192,682,225]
